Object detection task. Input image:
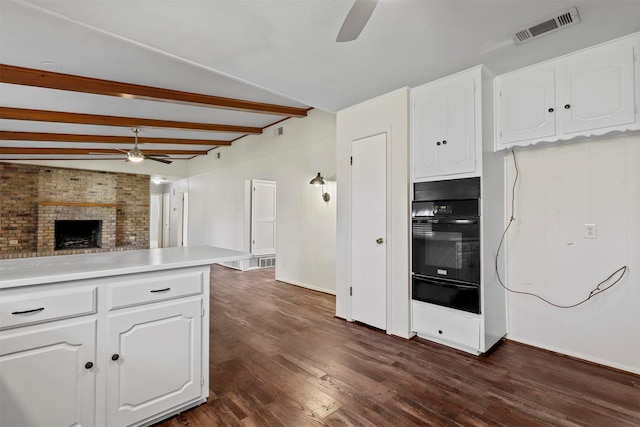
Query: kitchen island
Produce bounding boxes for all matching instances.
[0,246,250,427]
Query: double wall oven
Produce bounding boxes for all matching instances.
[412,177,481,314]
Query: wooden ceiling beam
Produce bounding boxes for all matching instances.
[0,107,262,134]
[0,131,232,146]
[0,147,207,155]
[0,64,308,118]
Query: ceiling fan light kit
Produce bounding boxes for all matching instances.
[117,128,173,164]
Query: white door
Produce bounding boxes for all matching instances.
[351,133,387,330]
[497,64,556,145]
[107,298,202,427]
[150,194,162,248]
[181,192,189,247]
[251,180,276,256]
[560,45,635,134]
[162,193,170,248]
[0,320,96,427]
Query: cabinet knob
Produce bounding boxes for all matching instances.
[436,141,441,146]
[376,237,384,244]
[111,354,120,361]
[564,104,571,109]
[442,140,447,145]
[548,107,554,113]
[438,330,443,335]
[85,362,93,369]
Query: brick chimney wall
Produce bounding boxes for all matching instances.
[0,162,150,258]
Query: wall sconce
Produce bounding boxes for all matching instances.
[310,172,330,202]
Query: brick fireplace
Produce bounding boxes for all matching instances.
[37,202,117,253]
[0,162,150,259]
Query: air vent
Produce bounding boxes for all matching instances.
[513,7,580,44]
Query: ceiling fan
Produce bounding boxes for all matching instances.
[118,128,172,164]
[336,0,378,42]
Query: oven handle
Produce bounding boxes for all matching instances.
[413,275,479,289]
[412,218,478,225]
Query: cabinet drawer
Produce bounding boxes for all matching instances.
[412,301,480,349]
[108,270,204,310]
[0,287,97,330]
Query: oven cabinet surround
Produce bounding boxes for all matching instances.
[495,31,640,150]
[409,65,508,355]
[411,66,480,180]
[0,246,249,427]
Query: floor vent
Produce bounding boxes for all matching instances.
[258,256,276,268]
[220,260,242,270]
[513,7,580,44]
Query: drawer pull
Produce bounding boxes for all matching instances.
[85,362,94,369]
[112,354,120,361]
[150,288,171,293]
[11,307,45,315]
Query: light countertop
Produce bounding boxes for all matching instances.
[0,246,250,289]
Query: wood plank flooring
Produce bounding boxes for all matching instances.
[156,265,640,426]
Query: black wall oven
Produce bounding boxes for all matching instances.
[412,178,481,314]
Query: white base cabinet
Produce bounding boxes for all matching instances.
[496,32,640,150]
[107,297,203,427]
[0,265,210,427]
[0,319,97,427]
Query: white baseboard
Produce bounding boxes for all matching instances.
[275,276,336,296]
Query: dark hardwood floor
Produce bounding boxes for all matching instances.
[157,265,640,426]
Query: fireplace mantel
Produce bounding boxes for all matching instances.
[38,202,119,208]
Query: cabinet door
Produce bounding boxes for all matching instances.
[560,45,635,134]
[412,84,443,178]
[0,320,96,427]
[412,77,476,178]
[438,78,476,175]
[107,298,203,427]
[496,64,556,145]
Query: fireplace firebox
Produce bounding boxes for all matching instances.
[55,220,102,250]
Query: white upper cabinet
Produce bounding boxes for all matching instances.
[412,67,480,180]
[496,32,639,150]
[560,45,635,134]
[497,64,556,144]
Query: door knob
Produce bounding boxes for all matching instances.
[376,238,384,244]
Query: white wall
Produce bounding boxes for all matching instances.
[183,109,337,294]
[504,134,640,374]
[336,88,411,338]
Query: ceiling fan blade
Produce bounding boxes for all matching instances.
[147,156,173,165]
[336,0,378,42]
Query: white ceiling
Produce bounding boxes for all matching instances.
[1,0,639,163]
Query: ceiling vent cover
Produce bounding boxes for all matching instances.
[513,7,580,44]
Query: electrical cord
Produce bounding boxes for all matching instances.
[494,149,628,309]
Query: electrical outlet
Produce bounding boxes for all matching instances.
[584,223,597,239]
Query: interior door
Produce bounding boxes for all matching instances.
[251,180,276,256]
[162,193,170,248]
[149,194,162,248]
[351,133,387,330]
